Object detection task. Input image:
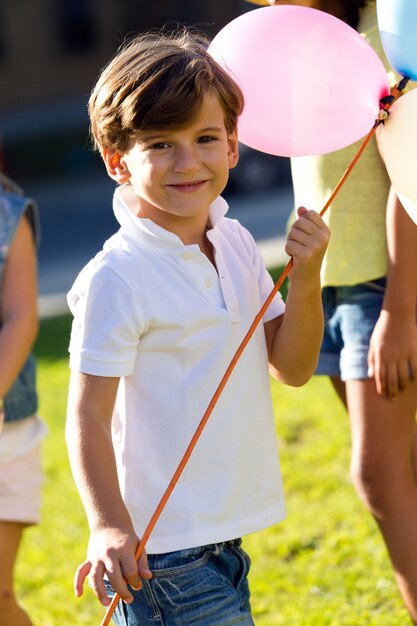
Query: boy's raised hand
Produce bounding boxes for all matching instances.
[74,526,152,607]
[285,207,330,283]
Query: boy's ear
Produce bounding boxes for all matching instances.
[103,148,131,184]
[228,130,239,170]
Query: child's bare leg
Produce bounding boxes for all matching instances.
[346,379,417,624]
[0,521,33,626]
[330,376,346,406]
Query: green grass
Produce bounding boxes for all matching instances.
[16,308,410,625]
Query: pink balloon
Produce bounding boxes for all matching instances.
[209,6,390,157]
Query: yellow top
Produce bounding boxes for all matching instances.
[290,1,413,287]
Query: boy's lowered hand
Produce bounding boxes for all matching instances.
[74,525,152,607]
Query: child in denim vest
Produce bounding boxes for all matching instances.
[65,28,330,625]
[0,172,47,626]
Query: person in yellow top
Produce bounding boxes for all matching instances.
[246,0,417,622]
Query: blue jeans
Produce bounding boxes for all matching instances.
[316,278,386,381]
[104,539,254,625]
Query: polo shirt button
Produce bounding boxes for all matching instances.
[205,279,212,288]
[181,252,191,260]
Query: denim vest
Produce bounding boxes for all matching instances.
[0,173,40,422]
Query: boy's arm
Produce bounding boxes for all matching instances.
[368,187,417,397]
[265,208,330,386]
[66,371,152,607]
[0,216,38,398]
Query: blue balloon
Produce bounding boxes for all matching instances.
[377,0,417,81]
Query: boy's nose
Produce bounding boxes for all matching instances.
[174,146,200,173]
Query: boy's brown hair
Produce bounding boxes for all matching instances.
[88,28,244,153]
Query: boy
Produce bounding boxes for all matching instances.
[65,29,330,625]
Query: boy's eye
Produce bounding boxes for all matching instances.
[197,135,216,144]
[149,142,170,150]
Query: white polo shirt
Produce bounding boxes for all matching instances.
[68,184,286,553]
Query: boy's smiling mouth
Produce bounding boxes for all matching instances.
[167,180,207,193]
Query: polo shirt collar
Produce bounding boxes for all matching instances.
[113,184,229,250]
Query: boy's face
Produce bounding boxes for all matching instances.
[106,91,238,235]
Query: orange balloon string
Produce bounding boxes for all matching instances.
[99,80,406,626]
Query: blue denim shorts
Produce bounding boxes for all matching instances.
[104,538,254,626]
[316,278,386,382]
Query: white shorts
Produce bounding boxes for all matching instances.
[0,415,48,525]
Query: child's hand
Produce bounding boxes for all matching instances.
[368,310,417,398]
[74,526,152,607]
[285,207,330,284]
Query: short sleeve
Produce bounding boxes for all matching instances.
[68,262,145,377]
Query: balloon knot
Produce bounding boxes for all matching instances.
[378,109,390,122]
[380,95,394,108]
[397,76,410,92]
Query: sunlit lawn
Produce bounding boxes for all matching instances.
[17,308,410,625]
